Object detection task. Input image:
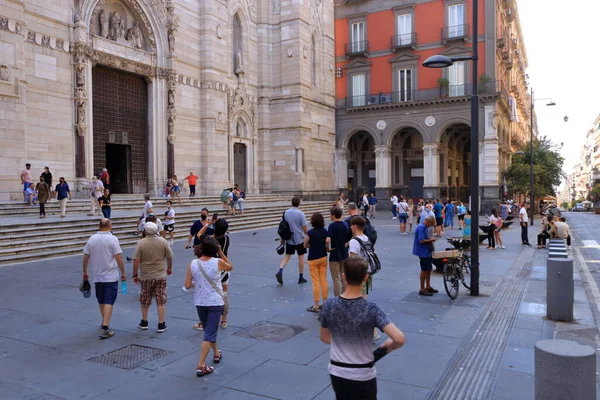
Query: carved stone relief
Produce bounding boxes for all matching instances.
[91,1,156,51]
[166,2,179,53]
[0,65,9,82]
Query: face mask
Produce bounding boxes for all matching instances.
[201,215,207,220]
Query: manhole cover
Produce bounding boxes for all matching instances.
[88,345,172,370]
[234,321,306,342]
[479,280,497,287]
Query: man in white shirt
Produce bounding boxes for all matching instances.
[82,219,126,339]
[88,176,104,216]
[397,197,410,234]
[519,203,531,246]
[361,193,369,217]
[163,200,176,245]
[136,194,154,234]
[390,194,399,219]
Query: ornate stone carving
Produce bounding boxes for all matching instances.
[76,124,87,137]
[273,0,281,13]
[76,65,85,87]
[166,1,179,53]
[109,11,125,40]
[99,9,109,38]
[235,50,244,75]
[0,65,9,82]
[127,21,144,49]
[167,134,176,144]
[287,47,293,58]
[374,145,392,157]
[216,24,223,39]
[77,98,86,124]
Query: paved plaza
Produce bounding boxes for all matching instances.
[0,213,599,399]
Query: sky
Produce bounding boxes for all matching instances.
[517,0,600,173]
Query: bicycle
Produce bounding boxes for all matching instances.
[442,238,472,300]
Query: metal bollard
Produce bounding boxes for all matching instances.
[535,339,596,400]
[546,258,574,321]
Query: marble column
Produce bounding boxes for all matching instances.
[72,39,89,196]
[423,143,440,199]
[374,145,392,209]
[166,70,177,178]
[334,148,349,190]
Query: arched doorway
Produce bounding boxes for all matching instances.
[92,66,148,193]
[390,128,424,200]
[439,123,471,202]
[347,132,375,203]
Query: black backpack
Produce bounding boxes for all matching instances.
[363,221,378,246]
[240,191,246,199]
[352,237,381,275]
[278,211,292,241]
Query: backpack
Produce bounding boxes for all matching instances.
[363,220,378,246]
[278,210,292,241]
[352,237,381,275]
[240,191,246,199]
[232,192,238,201]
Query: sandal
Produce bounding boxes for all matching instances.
[306,305,320,313]
[193,323,204,331]
[220,320,228,329]
[196,365,214,377]
[213,351,223,364]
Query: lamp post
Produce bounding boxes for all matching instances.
[423,0,480,295]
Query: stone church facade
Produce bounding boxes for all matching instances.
[0,0,336,200]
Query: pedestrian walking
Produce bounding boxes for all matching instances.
[413,215,438,297]
[54,177,71,218]
[361,193,369,217]
[184,171,199,197]
[185,208,214,250]
[520,203,531,246]
[433,199,443,236]
[457,201,467,230]
[319,256,405,400]
[368,193,377,218]
[183,237,232,377]
[135,195,153,234]
[170,175,182,203]
[487,209,498,250]
[328,206,351,296]
[408,199,416,232]
[132,222,173,333]
[348,216,373,296]
[35,176,50,218]
[303,212,330,313]
[99,168,110,191]
[275,196,308,285]
[500,200,509,220]
[41,166,53,197]
[82,218,126,339]
[20,163,32,202]
[445,200,455,229]
[98,188,112,219]
[227,188,236,215]
[88,176,104,216]
[397,197,409,235]
[163,200,175,245]
[390,194,399,219]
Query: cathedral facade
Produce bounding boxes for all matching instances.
[0,0,336,200]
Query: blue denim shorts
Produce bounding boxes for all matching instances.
[196,305,224,343]
[398,214,408,223]
[95,281,118,305]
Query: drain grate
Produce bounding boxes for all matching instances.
[234,321,306,343]
[88,345,172,370]
[479,280,498,287]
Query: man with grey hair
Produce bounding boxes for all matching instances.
[82,218,126,339]
[133,221,173,333]
[135,194,154,235]
[412,215,438,297]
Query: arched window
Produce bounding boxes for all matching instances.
[233,14,242,75]
[311,35,317,87]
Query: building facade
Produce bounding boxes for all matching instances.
[0,0,336,200]
[565,113,600,203]
[333,0,531,210]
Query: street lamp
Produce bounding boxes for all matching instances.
[422,0,480,295]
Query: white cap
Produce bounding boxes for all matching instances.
[144,222,158,235]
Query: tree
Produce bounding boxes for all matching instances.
[561,201,569,209]
[505,136,564,201]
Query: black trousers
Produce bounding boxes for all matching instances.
[39,203,45,216]
[521,222,529,244]
[538,232,550,246]
[189,184,196,196]
[567,235,571,246]
[487,224,496,248]
[331,375,377,400]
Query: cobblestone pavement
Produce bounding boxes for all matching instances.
[0,213,594,399]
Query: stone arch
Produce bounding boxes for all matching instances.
[340,125,380,149]
[230,109,253,139]
[435,117,471,143]
[386,123,426,147]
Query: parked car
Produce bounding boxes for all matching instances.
[573,203,585,212]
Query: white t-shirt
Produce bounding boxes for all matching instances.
[391,196,399,206]
[489,215,498,226]
[143,200,153,218]
[83,231,122,283]
[349,234,369,258]
[191,258,225,306]
[164,209,175,226]
[362,195,368,206]
[398,201,409,215]
[141,217,163,233]
[519,207,528,223]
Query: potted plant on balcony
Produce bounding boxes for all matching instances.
[478,74,492,94]
[437,77,450,98]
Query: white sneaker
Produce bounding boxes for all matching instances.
[169,240,174,245]
[392,217,397,219]
[501,245,506,249]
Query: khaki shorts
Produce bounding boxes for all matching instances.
[139,278,168,307]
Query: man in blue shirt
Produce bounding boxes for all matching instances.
[54,177,71,218]
[432,199,443,237]
[412,215,438,297]
[444,200,455,229]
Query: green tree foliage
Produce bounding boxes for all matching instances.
[561,201,569,209]
[505,136,564,199]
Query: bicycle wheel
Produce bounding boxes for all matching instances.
[460,257,471,290]
[443,262,460,300]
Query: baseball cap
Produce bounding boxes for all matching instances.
[79,279,91,298]
[144,222,158,235]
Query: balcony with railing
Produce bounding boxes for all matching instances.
[390,33,417,51]
[343,80,505,110]
[344,41,369,57]
[441,24,470,43]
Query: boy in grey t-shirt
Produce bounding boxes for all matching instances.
[276,196,308,285]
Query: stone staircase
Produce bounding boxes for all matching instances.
[0,197,333,265]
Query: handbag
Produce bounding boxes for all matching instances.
[276,242,285,255]
[196,260,229,315]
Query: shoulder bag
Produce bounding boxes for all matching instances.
[196,260,229,315]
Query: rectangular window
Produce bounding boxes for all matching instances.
[351,73,366,106]
[397,14,412,46]
[448,61,465,97]
[351,22,365,53]
[397,68,412,102]
[448,4,464,37]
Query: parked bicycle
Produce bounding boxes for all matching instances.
[442,238,472,300]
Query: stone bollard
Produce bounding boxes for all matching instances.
[548,252,568,259]
[546,258,574,321]
[548,239,566,245]
[535,339,596,400]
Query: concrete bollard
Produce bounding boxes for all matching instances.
[548,239,566,245]
[548,252,568,258]
[546,258,574,321]
[535,339,596,400]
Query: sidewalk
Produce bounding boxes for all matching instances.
[0,215,592,399]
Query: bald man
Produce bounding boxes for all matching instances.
[82,218,126,339]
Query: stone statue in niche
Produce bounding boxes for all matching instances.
[0,65,9,81]
[77,99,86,125]
[235,50,244,74]
[99,9,109,38]
[117,17,125,40]
[167,26,176,52]
[127,21,144,49]
[168,89,175,106]
[109,11,119,40]
[76,66,85,87]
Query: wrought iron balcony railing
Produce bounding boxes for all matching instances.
[390,33,417,51]
[441,24,470,43]
[344,40,369,57]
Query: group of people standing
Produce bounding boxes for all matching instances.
[20,163,73,218]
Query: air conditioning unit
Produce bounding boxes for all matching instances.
[369,96,377,104]
[379,96,391,104]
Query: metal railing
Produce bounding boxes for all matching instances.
[344,41,369,56]
[390,33,417,50]
[441,24,470,42]
[345,80,505,109]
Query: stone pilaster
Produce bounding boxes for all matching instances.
[72,26,90,196]
[166,69,177,178]
[423,143,440,200]
[374,145,392,210]
[334,148,349,190]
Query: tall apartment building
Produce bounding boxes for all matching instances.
[566,113,600,202]
[333,0,532,210]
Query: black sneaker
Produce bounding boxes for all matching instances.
[275,272,283,285]
[427,287,439,294]
[298,277,308,284]
[157,322,167,333]
[418,290,433,297]
[138,319,149,330]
